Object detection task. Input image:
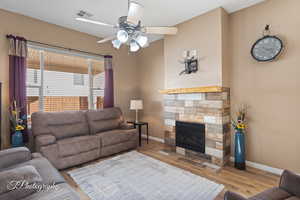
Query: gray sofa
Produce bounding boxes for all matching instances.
[224,170,300,200]
[0,147,80,200]
[31,107,138,169]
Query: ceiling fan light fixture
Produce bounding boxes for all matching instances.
[112,39,122,49]
[117,30,129,43]
[75,1,178,52]
[136,35,148,48]
[130,40,140,52]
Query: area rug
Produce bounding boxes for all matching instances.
[68,151,224,200]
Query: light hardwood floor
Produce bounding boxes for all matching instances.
[61,140,280,200]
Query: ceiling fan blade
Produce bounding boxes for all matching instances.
[143,27,178,35]
[97,36,116,43]
[76,17,115,27]
[127,1,144,25]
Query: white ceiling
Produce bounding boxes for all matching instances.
[0,0,264,42]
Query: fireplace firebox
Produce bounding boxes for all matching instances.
[175,121,205,153]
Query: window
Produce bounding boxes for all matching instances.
[33,70,38,84]
[73,73,84,86]
[26,46,104,119]
[27,69,39,85]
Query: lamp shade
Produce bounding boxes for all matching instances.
[130,100,143,110]
[112,39,122,49]
[136,35,148,48]
[130,40,140,52]
[117,30,129,43]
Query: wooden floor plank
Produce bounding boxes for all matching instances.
[61,140,280,200]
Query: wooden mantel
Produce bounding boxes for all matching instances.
[159,86,227,94]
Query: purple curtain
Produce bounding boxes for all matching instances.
[7,35,28,142]
[103,55,114,108]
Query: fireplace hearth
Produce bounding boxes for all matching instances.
[176,121,205,153]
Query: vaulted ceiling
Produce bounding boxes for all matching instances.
[0,0,264,41]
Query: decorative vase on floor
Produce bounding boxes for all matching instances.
[12,130,24,147]
[234,131,246,170]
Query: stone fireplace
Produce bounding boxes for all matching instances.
[160,86,231,167]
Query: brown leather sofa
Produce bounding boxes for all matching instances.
[224,170,300,200]
[31,107,138,170]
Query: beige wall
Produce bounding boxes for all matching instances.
[230,0,300,172]
[0,9,139,148]
[164,8,227,89]
[137,40,165,139]
[1,0,299,172]
[221,8,230,87]
[138,0,300,172]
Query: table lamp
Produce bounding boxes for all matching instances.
[130,100,143,123]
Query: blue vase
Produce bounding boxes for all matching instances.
[12,131,24,147]
[234,131,246,170]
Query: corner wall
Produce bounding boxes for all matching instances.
[221,8,230,87]
[137,40,165,139]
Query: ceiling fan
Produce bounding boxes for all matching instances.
[76,0,178,52]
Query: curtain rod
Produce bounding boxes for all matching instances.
[27,40,107,58]
[6,35,110,58]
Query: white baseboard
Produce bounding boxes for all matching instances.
[141,134,283,175]
[141,134,165,143]
[230,157,283,175]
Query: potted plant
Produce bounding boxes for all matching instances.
[231,105,247,170]
[9,101,26,147]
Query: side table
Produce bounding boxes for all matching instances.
[127,121,149,146]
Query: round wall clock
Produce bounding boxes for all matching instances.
[251,35,283,62]
[251,25,283,62]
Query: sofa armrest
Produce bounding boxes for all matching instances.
[120,122,135,130]
[0,147,32,169]
[279,170,300,197]
[36,135,56,146]
[35,135,56,152]
[224,191,248,200]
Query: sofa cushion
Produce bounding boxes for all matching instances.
[0,165,42,200]
[249,187,292,200]
[96,129,136,147]
[4,156,65,185]
[57,136,100,158]
[32,111,89,139]
[57,149,100,170]
[0,147,32,170]
[286,197,300,200]
[280,170,300,197]
[86,108,123,134]
[224,191,247,200]
[35,135,56,147]
[101,140,137,157]
[35,135,56,152]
